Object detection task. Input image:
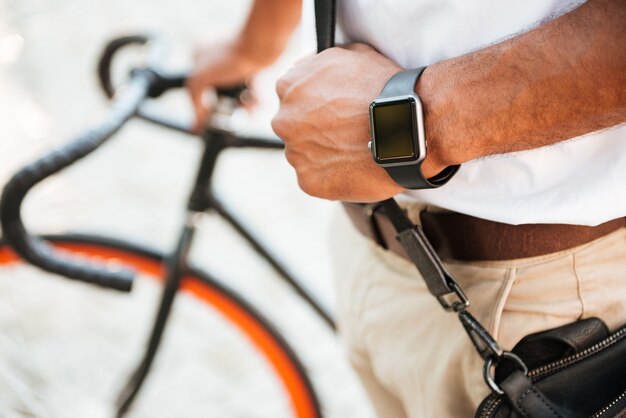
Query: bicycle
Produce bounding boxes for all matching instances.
[0,34,337,418]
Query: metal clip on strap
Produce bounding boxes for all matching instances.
[378,200,529,395]
[379,199,469,311]
[458,310,504,360]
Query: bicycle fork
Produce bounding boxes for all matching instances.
[115,213,198,417]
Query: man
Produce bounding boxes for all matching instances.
[188,0,626,416]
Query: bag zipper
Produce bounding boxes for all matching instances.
[477,394,503,418]
[591,391,626,418]
[527,326,626,380]
[477,326,626,418]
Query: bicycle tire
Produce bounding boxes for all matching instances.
[0,233,323,418]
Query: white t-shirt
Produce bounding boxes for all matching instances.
[302,0,626,226]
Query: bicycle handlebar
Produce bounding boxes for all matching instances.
[0,71,152,292]
[0,34,258,292]
[96,34,246,101]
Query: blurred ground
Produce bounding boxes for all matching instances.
[0,0,373,417]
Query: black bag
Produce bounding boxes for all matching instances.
[313,3,626,417]
[394,200,626,418]
[476,319,626,418]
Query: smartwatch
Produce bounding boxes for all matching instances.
[368,68,459,189]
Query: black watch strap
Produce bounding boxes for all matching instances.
[380,67,426,98]
[379,68,460,189]
[386,164,459,189]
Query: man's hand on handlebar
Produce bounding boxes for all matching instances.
[187,0,302,132]
[187,40,264,132]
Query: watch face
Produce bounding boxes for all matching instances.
[370,96,422,165]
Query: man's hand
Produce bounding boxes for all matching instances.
[273,0,624,203]
[188,40,263,132]
[188,0,302,132]
[272,44,407,202]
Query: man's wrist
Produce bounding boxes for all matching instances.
[414,65,458,179]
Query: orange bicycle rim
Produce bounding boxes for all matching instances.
[0,242,318,418]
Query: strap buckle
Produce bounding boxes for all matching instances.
[438,280,470,312]
[355,200,531,398]
[456,309,530,395]
[458,309,504,360]
[396,225,471,312]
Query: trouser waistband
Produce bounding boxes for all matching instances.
[343,202,626,261]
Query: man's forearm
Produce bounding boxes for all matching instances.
[237,0,302,66]
[418,0,626,177]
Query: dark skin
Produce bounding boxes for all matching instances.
[190,0,626,202]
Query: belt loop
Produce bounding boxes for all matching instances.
[364,203,388,250]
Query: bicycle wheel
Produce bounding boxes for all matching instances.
[0,234,322,418]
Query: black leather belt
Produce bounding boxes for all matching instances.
[344,202,626,261]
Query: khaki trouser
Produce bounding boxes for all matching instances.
[330,206,626,418]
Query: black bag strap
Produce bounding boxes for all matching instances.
[311,0,481,341]
[500,371,565,418]
[377,199,510,363]
[380,199,466,303]
[312,1,465,313]
[314,0,336,52]
[311,2,552,411]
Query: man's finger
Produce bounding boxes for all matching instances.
[276,75,291,99]
[189,83,210,132]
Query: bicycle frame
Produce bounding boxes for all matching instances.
[116,114,335,417]
[0,34,335,418]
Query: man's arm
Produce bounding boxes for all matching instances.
[188,0,301,130]
[235,0,302,66]
[419,0,626,177]
[273,0,626,201]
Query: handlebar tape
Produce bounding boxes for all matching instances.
[0,75,151,292]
